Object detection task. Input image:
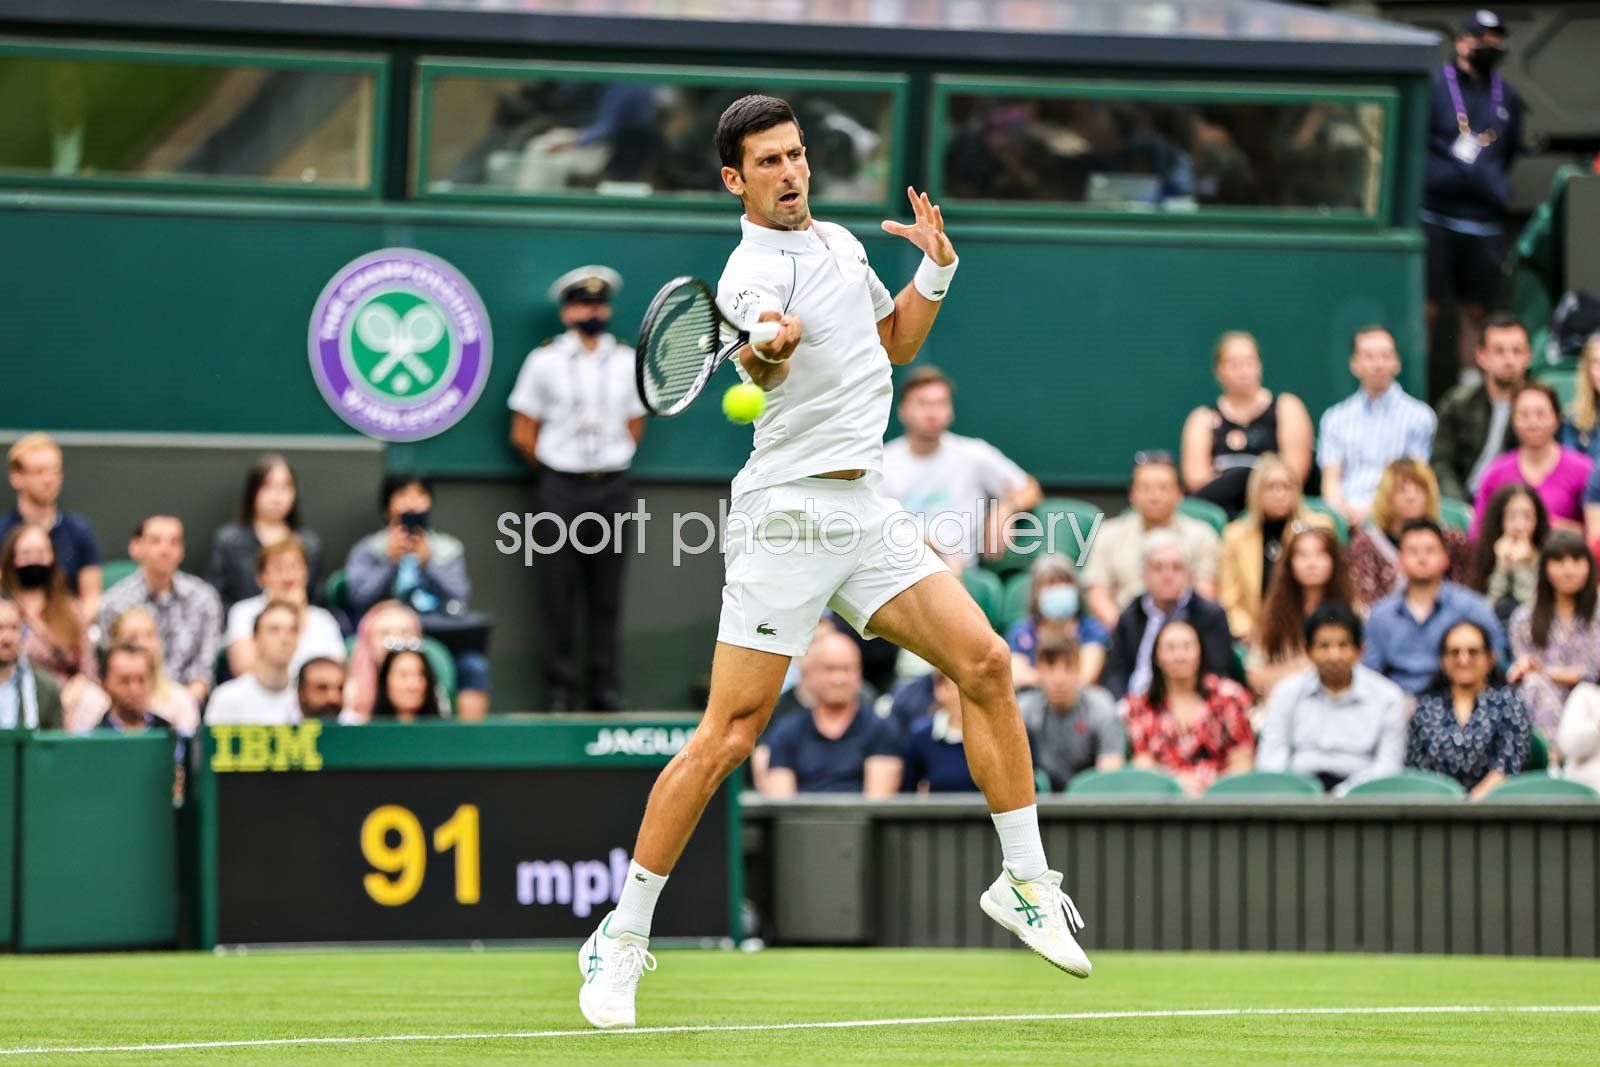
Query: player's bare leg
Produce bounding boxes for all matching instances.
[579,641,789,1028]
[867,570,1091,977]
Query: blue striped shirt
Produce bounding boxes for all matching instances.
[1317,385,1437,508]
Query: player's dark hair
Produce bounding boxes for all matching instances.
[715,95,803,170]
[380,472,432,515]
[1303,601,1363,648]
[1478,311,1527,348]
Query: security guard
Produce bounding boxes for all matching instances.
[508,265,646,711]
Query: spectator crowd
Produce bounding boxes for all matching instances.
[751,315,1600,801]
[0,436,489,736]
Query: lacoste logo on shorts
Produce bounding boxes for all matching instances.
[756,622,778,636]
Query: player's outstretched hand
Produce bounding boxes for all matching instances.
[881,186,955,267]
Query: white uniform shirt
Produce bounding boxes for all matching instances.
[717,216,896,496]
[507,331,646,473]
[882,433,1030,565]
[223,595,346,677]
[204,674,302,726]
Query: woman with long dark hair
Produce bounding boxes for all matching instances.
[205,453,323,610]
[371,645,443,723]
[1406,619,1531,798]
[1507,531,1600,741]
[1466,483,1550,627]
[1,524,99,722]
[1245,524,1353,700]
[1125,618,1255,795]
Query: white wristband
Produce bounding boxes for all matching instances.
[749,346,787,365]
[913,253,958,301]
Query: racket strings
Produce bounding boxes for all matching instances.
[641,284,721,415]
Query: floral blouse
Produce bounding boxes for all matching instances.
[1405,684,1531,789]
[1508,604,1600,735]
[1125,675,1255,788]
[1347,525,1471,608]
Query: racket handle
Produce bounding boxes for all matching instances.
[747,320,781,347]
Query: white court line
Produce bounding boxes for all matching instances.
[2,1005,1598,1058]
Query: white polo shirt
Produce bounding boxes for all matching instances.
[717,215,896,496]
[506,331,646,473]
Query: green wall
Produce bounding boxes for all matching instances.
[0,194,1423,487]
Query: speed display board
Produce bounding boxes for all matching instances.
[195,719,736,946]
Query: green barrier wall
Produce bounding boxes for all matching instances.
[0,196,1423,487]
[0,730,20,949]
[15,733,179,951]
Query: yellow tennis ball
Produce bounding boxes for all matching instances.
[722,383,765,424]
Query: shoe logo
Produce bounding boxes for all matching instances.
[755,622,777,637]
[585,952,603,983]
[1010,886,1044,929]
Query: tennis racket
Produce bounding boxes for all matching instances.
[634,276,781,417]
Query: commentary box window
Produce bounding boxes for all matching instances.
[414,59,906,210]
[0,39,384,194]
[931,76,1395,221]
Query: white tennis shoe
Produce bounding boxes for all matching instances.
[578,912,657,1029]
[979,868,1092,978]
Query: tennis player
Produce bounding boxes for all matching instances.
[580,95,1089,1029]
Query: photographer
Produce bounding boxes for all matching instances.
[344,473,489,719]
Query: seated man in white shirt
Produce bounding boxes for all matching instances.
[207,600,303,726]
[1256,602,1408,795]
[881,365,1041,572]
[225,537,344,679]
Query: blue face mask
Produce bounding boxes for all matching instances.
[1038,583,1079,620]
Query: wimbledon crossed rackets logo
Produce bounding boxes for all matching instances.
[308,249,493,442]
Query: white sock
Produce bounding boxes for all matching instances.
[990,804,1048,882]
[613,860,668,937]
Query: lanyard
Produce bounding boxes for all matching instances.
[1444,65,1503,144]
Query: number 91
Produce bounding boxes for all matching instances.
[360,804,480,907]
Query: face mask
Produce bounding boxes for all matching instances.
[14,564,50,589]
[1038,584,1079,621]
[573,316,608,337]
[1469,45,1504,75]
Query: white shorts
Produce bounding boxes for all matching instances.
[717,473,948,657]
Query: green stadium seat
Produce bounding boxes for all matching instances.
[1437,497,1473,534]
[100,558,138,589]
[342,633,458,712]
[1203,770,1322,798]
[992,497,1103,576]
[1177,497,1227,535]
[1000,572,1032,630]
[961,567,1006,632]
[1532,364,1577,408]
[1482,774,1600,802]
[1301,497,1348,544]
[322,568,350,613]
[1065,767,1182,797]
[1343,770,1466,799]
[1526,731,1550,773]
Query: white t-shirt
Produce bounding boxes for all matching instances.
[881,433,1030,564]
[205,674,302,726]
[717,216,897,496]
[224,596,346,676]
[505,330,646,473]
